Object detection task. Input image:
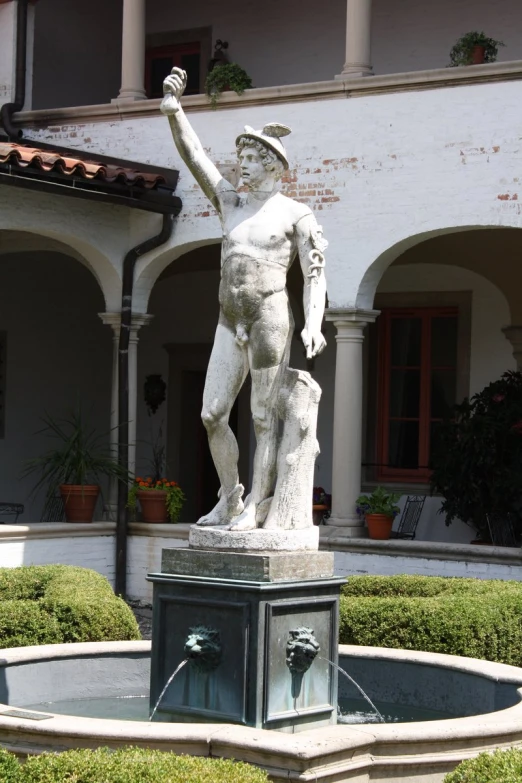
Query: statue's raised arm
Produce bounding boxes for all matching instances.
[161,68,233,208]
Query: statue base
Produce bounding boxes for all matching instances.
[148,547,343,732]
[188,524,319,552]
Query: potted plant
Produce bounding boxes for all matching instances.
[449,31,504,67]
[205,63,253,107]
[356,487,401,540]
[312,486,331,525]
[430,371,522,543]
[24,408,129,523]
[128,477,185,523]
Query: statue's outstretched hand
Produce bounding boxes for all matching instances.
[301,327,327,360]
[161,67,187,115]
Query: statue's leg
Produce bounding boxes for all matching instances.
[227,293,293,531]
[197,318,248,527]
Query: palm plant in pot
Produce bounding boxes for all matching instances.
[24,408,129,523]
[356,487,401,540]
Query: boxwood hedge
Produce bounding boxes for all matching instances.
[0,747,269,783]
[0,565,140,647]
[444,748,522,782]
[340,575,522,665]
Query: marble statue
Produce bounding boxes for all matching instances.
[161,68,327,533]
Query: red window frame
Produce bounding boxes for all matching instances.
[377,306,458,483]
[145,42,201,99]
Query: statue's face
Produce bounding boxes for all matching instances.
[237,147,268,189]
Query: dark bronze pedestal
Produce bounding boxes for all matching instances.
[148,548,343,732]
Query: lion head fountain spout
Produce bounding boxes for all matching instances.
[184,626,222,673]
[286,627,320,675]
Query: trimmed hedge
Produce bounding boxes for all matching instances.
[0,565,140,648]
[0,748,21,783]
[444,748,522,782]
[0,747,269,783]
[340,575,522,665]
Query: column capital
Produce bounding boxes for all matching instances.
[326,307,380,326]
[98,312,154,331]
[98,312,121,332]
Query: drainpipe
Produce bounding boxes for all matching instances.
[116,213,175,597]
[1,0,29,140]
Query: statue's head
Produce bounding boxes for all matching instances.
[236,123,291,186]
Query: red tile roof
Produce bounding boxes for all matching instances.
[0,141,166,189]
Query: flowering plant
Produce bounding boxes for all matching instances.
[127,477,185,523]
[312,486,331,507]
[356,487,401,519]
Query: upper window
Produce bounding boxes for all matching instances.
[145,42,201,98]
[377,307,458,482]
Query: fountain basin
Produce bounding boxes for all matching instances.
[0,641,522,782]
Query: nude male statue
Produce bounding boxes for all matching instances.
[161,68,327,531]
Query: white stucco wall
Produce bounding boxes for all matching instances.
[374,263,516,545]
[0,252,112,520]
[32,0,122,109]
[373,0,522,75]
[26,0,522,108]
[377,263,515,395]
[24,78,522,313]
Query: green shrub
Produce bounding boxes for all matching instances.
[0,601,62,648]
[41,567,138,643]
[0,748,21,783]
[444,748,522,782]
[18,747,269,783]
[0,565,140,648]
[340,575,522,665]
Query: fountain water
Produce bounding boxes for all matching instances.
[320,657,385,723]
[5,641,522,782]
[149,659,187,722]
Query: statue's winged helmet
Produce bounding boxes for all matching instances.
[236,123,291,170]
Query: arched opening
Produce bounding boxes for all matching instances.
[358,227,520,543]
[134,241,336,522]
[0,234,112,521]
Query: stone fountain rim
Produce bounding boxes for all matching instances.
[1,641,522,778]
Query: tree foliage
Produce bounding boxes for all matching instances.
[430,371,522,535]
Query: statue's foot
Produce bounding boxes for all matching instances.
[196,484,244,527]
[226,502,257,531]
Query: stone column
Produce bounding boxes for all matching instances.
[99,312,153,505]
[99,313,121,518]
[325,308,379,535]
[115,0,147,102]
[335,0,373,78]
[502,326,522,370]
[128,314,154,476]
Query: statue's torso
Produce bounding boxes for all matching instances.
[218,192,305,326]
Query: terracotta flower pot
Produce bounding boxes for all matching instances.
[312,504,329,526]
[471,44,486,64]
[366,513,394,540]
[59,484,99,523]
[137,490,169,523]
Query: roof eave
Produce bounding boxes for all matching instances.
[0,163,182,215]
